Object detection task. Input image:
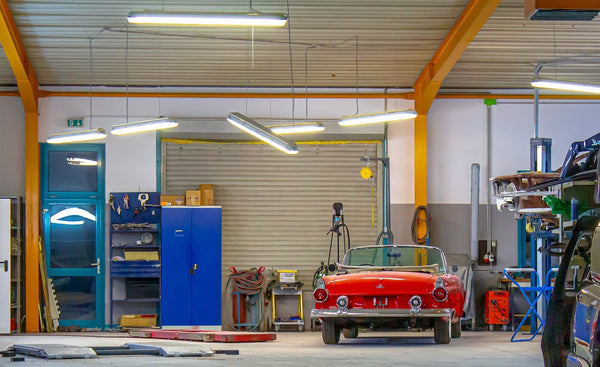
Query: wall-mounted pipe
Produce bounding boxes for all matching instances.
[470,163,480,264]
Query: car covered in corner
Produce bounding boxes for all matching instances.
[311,244,465,344]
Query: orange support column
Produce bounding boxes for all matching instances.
[25,111,40,332]
[414,114,428,242]
[0,0,40,332]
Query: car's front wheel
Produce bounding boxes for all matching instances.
[321,319,340,344]
[343,327,359,338]
[434,318,451,344]
[451,321,461,338]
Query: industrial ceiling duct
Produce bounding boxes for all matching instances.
[525,0,600,21]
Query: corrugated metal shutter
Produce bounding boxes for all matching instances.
[162,141,380,289]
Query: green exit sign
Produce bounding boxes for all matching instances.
[67,119,83,127]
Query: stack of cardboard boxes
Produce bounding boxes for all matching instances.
[160,184,214,206]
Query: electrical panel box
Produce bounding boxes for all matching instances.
[485,290,509,325]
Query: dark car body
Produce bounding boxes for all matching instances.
[542,211,600,366]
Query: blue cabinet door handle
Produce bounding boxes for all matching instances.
[174,229,184,237]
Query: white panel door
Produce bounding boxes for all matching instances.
[0,199,10,334]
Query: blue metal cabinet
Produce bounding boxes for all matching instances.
[161,207,222,327]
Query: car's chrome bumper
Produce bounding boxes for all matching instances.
[311,307,453,319]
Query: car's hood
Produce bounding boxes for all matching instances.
[323,271,438,296]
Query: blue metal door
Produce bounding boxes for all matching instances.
[161,207,192,325]
[191,207,222,326]
[41,144,105,328]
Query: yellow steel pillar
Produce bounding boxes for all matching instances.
[25,112,40,332]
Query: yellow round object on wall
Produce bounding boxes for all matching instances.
[360,166,372,179]
[525,222,535,233]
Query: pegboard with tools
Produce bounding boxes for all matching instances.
[109,192,161,225]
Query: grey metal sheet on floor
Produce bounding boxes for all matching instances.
[12,344,97,359]
[125,342,214,357]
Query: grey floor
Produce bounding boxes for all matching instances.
[0,330,543,366]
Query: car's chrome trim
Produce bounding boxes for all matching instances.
[311,307,452,318]
[566,353,590,367]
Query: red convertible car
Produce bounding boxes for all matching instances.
[311,244,465,344]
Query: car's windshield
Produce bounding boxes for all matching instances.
[342,245,447,274]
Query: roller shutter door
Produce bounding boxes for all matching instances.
[162,140,381,289]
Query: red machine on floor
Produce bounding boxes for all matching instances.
[485,290,509,330]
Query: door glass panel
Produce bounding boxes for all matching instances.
[48,151,98,192]
[52,276,96,320]
[49,205,96,268]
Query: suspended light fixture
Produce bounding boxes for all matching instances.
[47,128,107,144]
[531,78,600,94]
[127,11,287,26]
[227,113,298,155]
[111,117,178,135]
[270,122,325,135]
[67,157,98,166]
[338,109,418,127]
[47,38,106,144]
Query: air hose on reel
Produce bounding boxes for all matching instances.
[411,205,430,245]
[225,266,268,331]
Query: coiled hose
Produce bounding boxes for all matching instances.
[224,266,267,331]
[411,206,430,245]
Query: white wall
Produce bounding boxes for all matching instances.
[0,94,595,204]
[38,95,398,199]
[409,99,600,205]
[0,97,25,197]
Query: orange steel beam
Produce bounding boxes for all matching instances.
[0,0,40,332]
[411,0,500,243]
[0,0,38,112]
[414,0,502,115]
[33,90,600,100]
[39,90,415,99]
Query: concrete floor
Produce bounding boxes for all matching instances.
[0,330,543,366]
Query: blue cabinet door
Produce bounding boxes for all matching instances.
[191,207,222,326]
[161,207,192,325]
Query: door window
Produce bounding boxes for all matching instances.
[49,205,97,269]
[47,151,99,192]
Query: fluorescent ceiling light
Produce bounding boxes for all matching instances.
[270,122,325,135]
[111,117,179,135]
[67,157,98,166]
[127,11,288,27]
[531,78,600,94]
[338,109,418,126]
[227,112,299,155]
[47,128,107,144]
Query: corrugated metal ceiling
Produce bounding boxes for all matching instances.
[1,0,600,91]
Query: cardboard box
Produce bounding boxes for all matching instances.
[124,250,159,261]
[186,190,201,206]
[199,184,214,205]
[120,314,157,328]
[160,195,185,206]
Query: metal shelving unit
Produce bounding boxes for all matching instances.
[109,192,161,329]
[1,196,23,333]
